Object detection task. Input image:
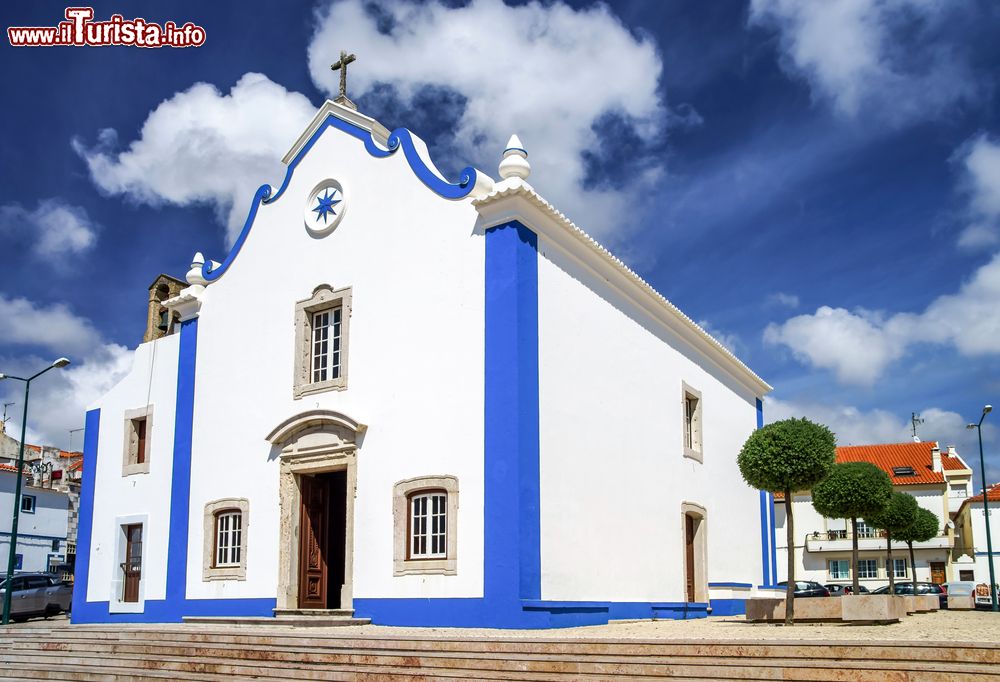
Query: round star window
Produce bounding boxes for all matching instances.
[303,179,346,237]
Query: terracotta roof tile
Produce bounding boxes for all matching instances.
[836,441,969,485]
[772,441,971,498]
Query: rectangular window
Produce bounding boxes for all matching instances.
[829,559,849,579]
[410,492,447,559]
[887,558,907,578]
[684,396,697,449]
[311,307,342,383]
[20,495,35,514]
[855,520,877,538]
[51,539,60,551]
[681,382,703,461]
[14,554,22,570]
[858,559,878,579]
[122,406,153,475]
[214,510,243,567]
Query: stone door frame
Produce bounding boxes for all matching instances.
[266,409,365,611]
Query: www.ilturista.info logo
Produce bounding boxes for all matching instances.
[8,7,206,48]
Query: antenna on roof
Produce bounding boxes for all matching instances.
[911,412,925,442]
[68,427,84,453]
[1,402,13,434]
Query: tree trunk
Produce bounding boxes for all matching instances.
[886,531,894,592]
[785,490,795,626]
[909,541,918,594]
[851,517,860,595]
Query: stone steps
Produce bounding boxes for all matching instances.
[1,624,997,681]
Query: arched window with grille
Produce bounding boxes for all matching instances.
[203,498,249,580]
[393,476,458,576]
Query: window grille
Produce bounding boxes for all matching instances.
[410,492,447,559]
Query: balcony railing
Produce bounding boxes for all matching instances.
[813,529,885,541]
[805,531,952,553]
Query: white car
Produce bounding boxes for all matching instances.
[0,573,72,622]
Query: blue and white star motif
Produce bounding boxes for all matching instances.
[312,189,341,224]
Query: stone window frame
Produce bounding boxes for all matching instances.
[122,405,153,476]
[202,498,249,581]
[393,475,458,576]
[293,284,353,399]
[681,382,703,462]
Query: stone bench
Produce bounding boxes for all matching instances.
[746,595,907,623]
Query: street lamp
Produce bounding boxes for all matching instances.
[0,358,70,625]
[967,404,997,612]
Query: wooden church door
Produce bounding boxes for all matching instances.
[298,476,329,609]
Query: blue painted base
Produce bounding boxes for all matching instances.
[353,598,710,629]
[708,598,747,616]
[72,597,710,628]
[71,598,276,624]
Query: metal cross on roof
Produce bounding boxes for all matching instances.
[330,50,357,110]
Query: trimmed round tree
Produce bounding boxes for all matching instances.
[864,491,919,591]
[895,507,941,593]
[738,418,836,625]
[812,462,893,595]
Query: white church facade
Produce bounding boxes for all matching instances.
[71,97,774,627]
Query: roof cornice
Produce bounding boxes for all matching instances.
[473,178,772,397]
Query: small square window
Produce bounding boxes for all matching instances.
[829,559,849,579]
[858,559,878,579]
[122,406,153,476]
[20,495,35,514]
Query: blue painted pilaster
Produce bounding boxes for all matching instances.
[483,221,540,612]
[165,318,198,606]
[70,408,100,620]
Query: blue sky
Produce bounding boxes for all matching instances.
[1,0,998,478]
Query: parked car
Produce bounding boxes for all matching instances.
[0,573,72,622]
[825,584,870,596]
[776,580,830,597]
[870,582,947,608]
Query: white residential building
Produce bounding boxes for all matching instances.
[1,465,70,573]
[773,441,973,589]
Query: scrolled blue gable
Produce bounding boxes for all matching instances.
[202,113,483,282]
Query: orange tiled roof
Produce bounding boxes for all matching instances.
[836,441,968,485]
[0,463,27,474]
[773,441,970,498]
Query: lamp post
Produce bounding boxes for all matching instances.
[968,404,997,613]
[0,358,70,625]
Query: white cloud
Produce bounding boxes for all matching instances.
[0,294,102,357]
[73,73,317,244]
[749,0,979,122]
[765,396,998,479]
[955,133,1000,249]
[766,292,800,308]
[0,199,98,260]
[1,344,132,450]
[0,296,132,449]
[764,252,1000,385]
[307,0,666,241]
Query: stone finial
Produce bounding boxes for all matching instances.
[186,252,208,286]
[499,134,530,180]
